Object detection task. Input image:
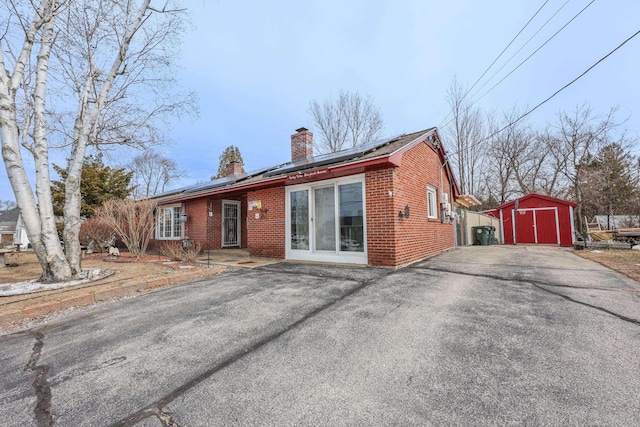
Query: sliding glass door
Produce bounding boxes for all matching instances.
[286,175,366,264]
[314,186,336,251]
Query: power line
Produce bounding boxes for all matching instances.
[441,0,596,134]
[452,28,640,157]
[469,0,596,109]
[466,0,573,105]
[439,0,551,126]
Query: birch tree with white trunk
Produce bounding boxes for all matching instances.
[1,0,71,281]
[0,0,194,282]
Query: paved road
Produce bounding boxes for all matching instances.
[1,246,639,426]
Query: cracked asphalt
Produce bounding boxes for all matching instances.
[1,246,639,426]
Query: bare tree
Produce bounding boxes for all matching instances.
[130,150,184,198]
[531,128,565,198]
[0,200,17,211]
[488,108,556,199]
[308,90,383,153]
[0,0,194,282]
[545,104,625,233]
[484,113,517,205]
[444,78,487,197]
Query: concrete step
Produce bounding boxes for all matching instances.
[201,249,250,259]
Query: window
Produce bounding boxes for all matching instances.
[427,186,438,219]
[157,205,182,239]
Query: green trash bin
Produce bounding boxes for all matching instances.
[472,226,494,246]
[487,225,496,245]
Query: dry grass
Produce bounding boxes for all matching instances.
[576,249,640,282]
[0,251,172,285]
[0,250,226,335]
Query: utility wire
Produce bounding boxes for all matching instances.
[466,0,572,105]
[439,0,551,127]
[447,28,640,158]
[468,0,596,109]
[441,0,596,134]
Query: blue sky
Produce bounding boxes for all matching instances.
[1,0,639,201]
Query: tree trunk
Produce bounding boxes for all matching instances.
[63,167,84,274]
[0,1,73,283]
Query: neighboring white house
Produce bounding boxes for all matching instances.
[0,207,30,248]
[593,215,640,230]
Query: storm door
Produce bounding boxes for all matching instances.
[222,200,241,247]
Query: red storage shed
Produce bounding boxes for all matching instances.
[486,194,577,247]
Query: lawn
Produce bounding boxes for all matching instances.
[576,249,640,283]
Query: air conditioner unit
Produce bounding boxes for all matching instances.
[440,193,448,204]
[445,202,452,216]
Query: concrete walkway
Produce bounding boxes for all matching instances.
[0,246,638,426]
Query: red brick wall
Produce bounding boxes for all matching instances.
[365,169,398,266]
[246,187,286,258]
[365,142,455,267]
[151,196,247,251]
[393,142,455,265]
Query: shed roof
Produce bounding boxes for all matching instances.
[492,193,577,211]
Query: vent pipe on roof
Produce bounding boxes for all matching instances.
[291,127,314,162]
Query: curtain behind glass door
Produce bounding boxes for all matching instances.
[339,183,364,252]
[314,187,336,251]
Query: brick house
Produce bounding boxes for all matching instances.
[151,127,460,267]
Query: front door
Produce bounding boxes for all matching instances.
[222,200,241,247]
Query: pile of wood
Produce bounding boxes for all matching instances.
[584,216,640,245]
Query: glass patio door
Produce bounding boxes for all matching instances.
[286,176,366,264]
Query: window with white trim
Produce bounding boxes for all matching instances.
[427,186,438,219]
[157,205,183,239]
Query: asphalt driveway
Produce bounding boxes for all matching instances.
[1,246,638,426]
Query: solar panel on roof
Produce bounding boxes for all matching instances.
[151,132,415,198]
[183,176,236,194]
[152,176,237,198]
[263,133,404,178]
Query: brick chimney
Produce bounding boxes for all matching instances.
[291,127,313,162]
[225,160,242,177]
